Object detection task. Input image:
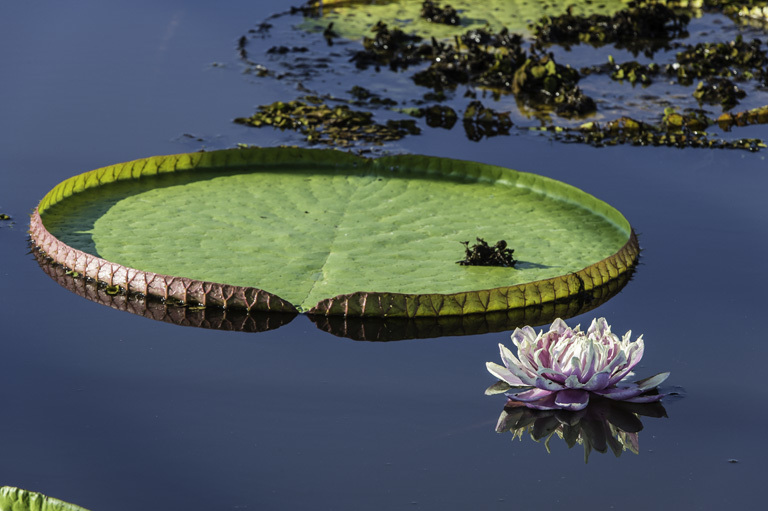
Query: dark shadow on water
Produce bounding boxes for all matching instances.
[33,246,636,340]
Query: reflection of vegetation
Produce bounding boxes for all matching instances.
[461,101,513,140]
[33,243,636,340]
[0,486,90,511]
[495,397,667,463]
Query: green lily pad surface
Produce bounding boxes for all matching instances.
[0,486,90,511]
[301,0,632,39]
[31,148,638,317]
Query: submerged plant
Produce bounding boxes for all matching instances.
[486,318,669,410]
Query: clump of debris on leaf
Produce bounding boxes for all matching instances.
[458,238,517,267]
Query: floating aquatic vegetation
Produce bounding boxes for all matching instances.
[413,28,526,91]
[693,78,746,109]
[0,486,90,511]
[512,53,596,118]
[350,21,427,70]
[421,0,461,25]
[298,0,634,39]
[486,318,669,411]
[533,2,690,55]
[457,238,516,267]
[31,148,640,317]
[547,115,766,150]
[233,96,419,145]
[0,213,10,221]
[717,103,768,129]
[234,0,768,150]
[495,396,667,462]
[670,35,768,85]
[581,56,660,86]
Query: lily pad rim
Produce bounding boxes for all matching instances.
[30,147,640,317]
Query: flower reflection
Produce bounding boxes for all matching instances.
[495,397,668,462]
[486,318,669,411]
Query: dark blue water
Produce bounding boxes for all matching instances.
[2,1,767,509]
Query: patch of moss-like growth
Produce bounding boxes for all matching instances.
[512,53,596,118]
[693,78,746,110]
[670,36,768,85]
[717,104,768,129]
[533,2,690,55]
[553,110,766,150]
[582,56,660,85]
[421,1,461,25]
[234,96,419,145]
[351,21,428,70]
[413,28,526,91]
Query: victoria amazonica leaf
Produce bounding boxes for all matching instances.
[31,148,638,317]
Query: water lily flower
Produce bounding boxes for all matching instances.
[486,318,669,411]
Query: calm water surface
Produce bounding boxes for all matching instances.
[1,1,767,510]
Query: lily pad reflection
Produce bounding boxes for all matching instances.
[495,397,668,463]
[33,246,634,341]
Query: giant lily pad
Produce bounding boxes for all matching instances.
[0,487,90,511]
[299,0,633,39]
[30,148,638,317]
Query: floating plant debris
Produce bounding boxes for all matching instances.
[234,96,419,145]
[457,238,517,267]
[581,56,660,86]
[671,35,768,85]
[693,78,746,110]
[421,1,461,26]
[351,21,427,70]
[512,53,596,118]
[533,2,690,55]
[717,104,768,129]
[231,0,768,150]
[547,112,767,150]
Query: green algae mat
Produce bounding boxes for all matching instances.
[30,148,638,317]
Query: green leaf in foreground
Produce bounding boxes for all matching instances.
[31,148,638,317]
[0,487,90,511]
[298,0,633,39]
